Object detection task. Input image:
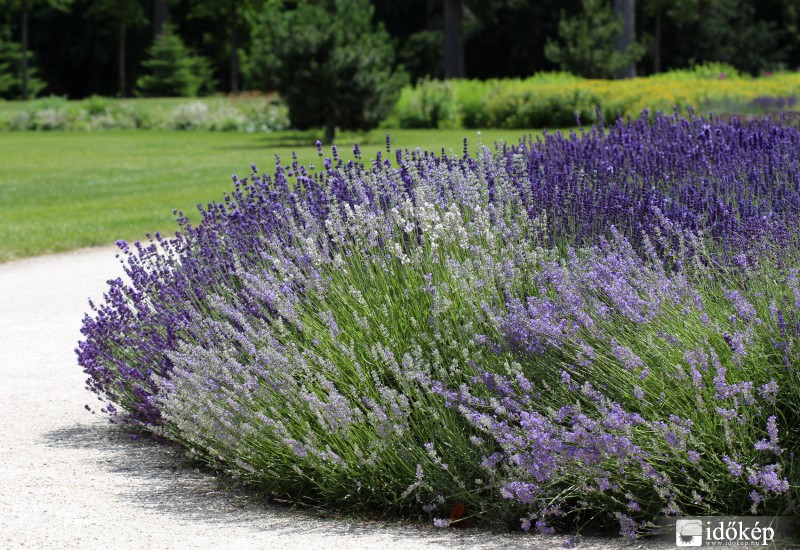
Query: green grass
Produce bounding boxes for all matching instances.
[0,127,544,262]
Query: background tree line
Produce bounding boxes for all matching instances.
[0,0,798,101]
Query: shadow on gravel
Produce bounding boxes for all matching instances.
[39,423,464,545]
[43,423,300,529]
[42,422,666,550]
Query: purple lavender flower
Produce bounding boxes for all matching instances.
[535,520,555,535]
[758,380,779,402]
[754,416,783,455]
[748,464,790,494]
[722,456,744,477]
[725,290,758,323]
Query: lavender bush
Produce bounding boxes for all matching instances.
[78,113,800,537]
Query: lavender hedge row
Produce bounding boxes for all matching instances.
[77,113,800,537]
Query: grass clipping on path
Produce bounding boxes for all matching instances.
[78,114,800,538]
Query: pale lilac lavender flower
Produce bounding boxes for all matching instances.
[748,464,790,494]
[535,520,555,535]
[754,416,783,455]
[723,456,744,477]
[758,380,779,402]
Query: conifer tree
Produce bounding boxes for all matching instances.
[135,26,215,97]
[249,0,408,143]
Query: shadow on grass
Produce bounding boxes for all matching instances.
[230,129,384,149]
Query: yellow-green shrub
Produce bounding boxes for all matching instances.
[394,65,800,129]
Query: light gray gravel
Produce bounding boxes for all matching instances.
[0,246,675,550]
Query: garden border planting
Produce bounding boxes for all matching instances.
[78,112,800,539]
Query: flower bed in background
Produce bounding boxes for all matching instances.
[0,94,290,132]
[392,64,800,129]
[6,64,799,135]
[77,113,800,538]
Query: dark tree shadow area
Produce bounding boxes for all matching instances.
[212,129,377,153]
[257,129,378,150]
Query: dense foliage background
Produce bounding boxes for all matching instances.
[1,0,798,100]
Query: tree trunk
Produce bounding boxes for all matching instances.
[613,0,636,78]
[443,0,463,79]
[324,117,336,145]
[154,0,168,37]
[21,0,29,100]
[426,0,439,31]
[118,21,127,97]
[230,1,240,93]
[653,8,661,74]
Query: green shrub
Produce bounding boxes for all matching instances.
[453,79,493,128]
[0,95,292,133]
[206,104,248,132]
[169,101,210,130]
[667,62,746,81]
[166,99,290,132]
[236,97,290,133]
[396,78,459,129]
[8,96,69,130]
[5,95,147,131]
[81,95,146,129]
[83,95,114,116]
[393,66,800,130]
[88,102,144,130]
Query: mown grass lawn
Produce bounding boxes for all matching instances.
[0,128,545,262]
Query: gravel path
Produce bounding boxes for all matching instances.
[0,246,674,550]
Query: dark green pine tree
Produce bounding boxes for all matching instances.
[87,0,146,97]
[0,24,45,99]
[251,0,408,144]
[135,26,216,97]
[189,0,265,94]
[544,0,645,79]
[0,0,70,99]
